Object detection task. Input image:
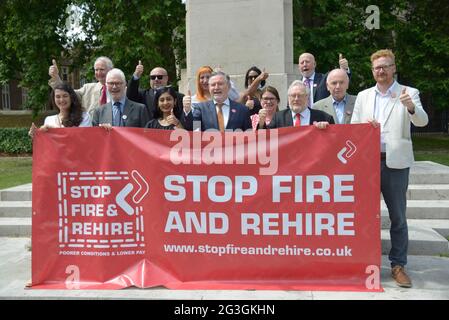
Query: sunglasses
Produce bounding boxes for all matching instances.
[150,75,166,80]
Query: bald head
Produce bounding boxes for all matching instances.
[298,53,316,78]
[326,68,349,101]
[150,67,169,89]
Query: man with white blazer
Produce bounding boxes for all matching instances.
[49,56,114,116]
[312,69,356,124]
[351,49,428,288]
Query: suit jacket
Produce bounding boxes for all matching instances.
[183,100,252,131]
[126,77,184,121]
[300,72,328,103]
[267,107,335,129]
[91,98,149,128]
[49,79,103,116]
[351,83,428,169]
[312,94,356,124]
[300,70,352,104]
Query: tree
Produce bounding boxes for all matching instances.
[76,0,186,90]
[292,0,449,114]
[0,0,186,115]
[0,0,72,114]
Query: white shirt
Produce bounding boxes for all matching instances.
[332,95,347,124]
[291,107,311,126]
[374,81,398,152]
[214,98,231,127]
[44,112,92,128]
[303,72,315,107]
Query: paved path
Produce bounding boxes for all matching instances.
[1,238,448,300]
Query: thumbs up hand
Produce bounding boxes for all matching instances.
[167,109,181,127]
[183,89,192,114]
[134,60,144,78]
[259,68,269,81]
[49,59,59,79]
[338,53,349,71]
[399,87,415,113]
[245,95,255,110]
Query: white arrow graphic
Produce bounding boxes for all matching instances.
[116,183,134,215]
[131,170,149,204]
[337,140,357,164]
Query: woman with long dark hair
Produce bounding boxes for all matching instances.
[29,82,91,137]
[145,86,183,130]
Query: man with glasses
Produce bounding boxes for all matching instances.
[351,49,428,288]
[262,80,334,129]
[49,56,113,116]
[126,61,184,121]
[92,68,149,128]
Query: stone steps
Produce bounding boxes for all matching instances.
[0,201,31,217]
[0,218,31,237]
[0,161,448,256]
[381,224,449,256]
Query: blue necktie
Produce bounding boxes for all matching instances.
[113,102,122,127]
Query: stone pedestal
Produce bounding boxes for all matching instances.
[180,0,297,108]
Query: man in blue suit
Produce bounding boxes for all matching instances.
[183,71,252,131]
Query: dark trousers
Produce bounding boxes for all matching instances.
[381,160,410,267]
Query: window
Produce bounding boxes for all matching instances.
[2,83,11,110]
[62,66,69,82]
[22,88,28,109]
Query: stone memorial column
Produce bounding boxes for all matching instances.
[180,0,297,108]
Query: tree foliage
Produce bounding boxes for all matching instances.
[293,0,449,111]
[0,0,447,115]
[0,0,186,114]
[0,0,71,113]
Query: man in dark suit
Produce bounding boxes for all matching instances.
[312,69,356,124]
[92,68,149,128]
[260,80,334,129]
[183,71,252,131]
[298,52,351,106]
[126,61,184,121]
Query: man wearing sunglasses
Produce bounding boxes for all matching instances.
[127,61,184,121]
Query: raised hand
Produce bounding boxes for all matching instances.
[339,53,349,71]
[399,87,415,112]
[28,123,37,139]
[167,109,181,127]
[49,59,59,79]
[259,68,269,81]
[258,108,267,123]
[183,89,192,114]
[134,60,144,78]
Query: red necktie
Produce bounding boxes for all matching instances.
[100,84,107,105]
[294,113,301,127]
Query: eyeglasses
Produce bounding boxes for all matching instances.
[150,75,166,80]
[262,97,276,102]
[289,93,308,99]
[106,81,123,87]
[372,64,395,72]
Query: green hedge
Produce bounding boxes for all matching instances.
[0,128,32,154]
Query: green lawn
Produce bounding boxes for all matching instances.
[0,134,448,190]
[0,157,32,190]
[413,134,449,166]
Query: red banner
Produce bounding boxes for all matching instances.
[31,124,381,291]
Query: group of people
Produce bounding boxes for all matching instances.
[29,49,429,289]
